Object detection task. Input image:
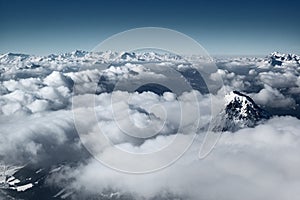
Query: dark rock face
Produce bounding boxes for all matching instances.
[268,52,300,66]
[135,83,172,95]
[120,52,136,60]
[212,91,270,132]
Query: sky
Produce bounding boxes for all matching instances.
[0,0,299,56]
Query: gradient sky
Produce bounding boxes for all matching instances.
[0,0,299,56]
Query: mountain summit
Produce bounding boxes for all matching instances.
[212,91,270,132]
[267,52,300,66]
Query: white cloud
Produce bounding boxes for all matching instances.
[49,116,300,200]
[1,51,300,199]
[259,71,298,88]
[0,110,75,164]
[251,84,296,108]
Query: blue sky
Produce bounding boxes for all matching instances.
[0,0,299,56]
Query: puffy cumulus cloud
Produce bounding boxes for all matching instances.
[210,69,235,82]
[251,84,296,108]
[65,63,167,95]
[258,71,298,89]
[44,71,74,88]
[66,90,224,174]
[210,69,250,91]
[2,52,299,117]
[0,110,77,164]
[1,51,300,199]
[248,68,257,75]
[3,78,43,92]
[0,71,73,115]
[47,116,300,200]
[0,69,80,164]
[72,90,212,155]
[66,69,102,94]
[216,55,300,91]
[103,63,160,80]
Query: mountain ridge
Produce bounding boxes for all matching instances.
[212,91,270,132]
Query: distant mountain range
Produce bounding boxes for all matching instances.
[0,50,187,68]
[1,50,299,65]
[268,52,300,66]
[0,51,299,199]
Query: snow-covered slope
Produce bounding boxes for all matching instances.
[267,52,300,66]
[212,91,270,132]
[0,50,187,70]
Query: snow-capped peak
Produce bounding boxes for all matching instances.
[267,52,300,66]
[120,52,136,59]
[0,53,30,62]
[71,50,88,57]
[212,91,270,132]
[224,91,257,117]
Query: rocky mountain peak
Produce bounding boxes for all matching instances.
[212,91,270,132]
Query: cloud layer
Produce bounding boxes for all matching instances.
[48,116,300,200]
[0,51,300,199]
